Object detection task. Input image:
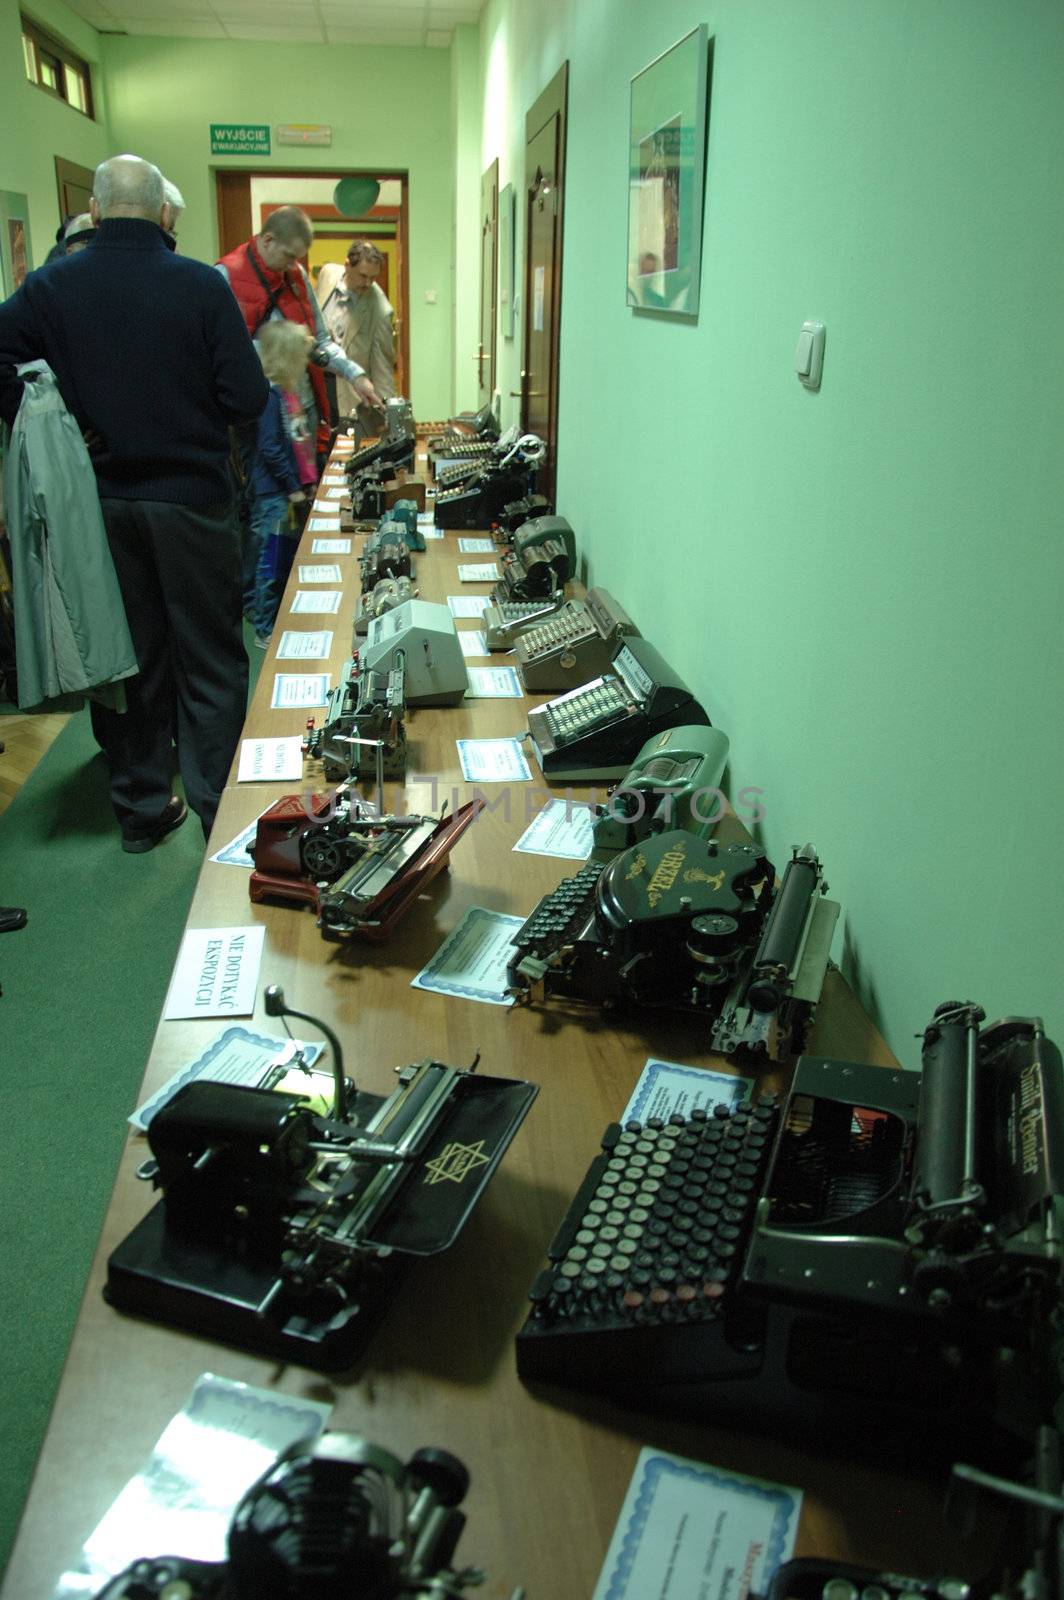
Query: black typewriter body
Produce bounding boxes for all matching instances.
[509,836,838,1061]
[434,460,539,529]
[517,1008,1064,1471]
[107,1064,537,1370]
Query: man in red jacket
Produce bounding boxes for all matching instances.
[217,206,382,456]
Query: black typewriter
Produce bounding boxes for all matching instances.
[508,838,839,1061]
[517,1002,1064,1471]
[343,398,416,480]
[494,492,553,537]
[106,992,537,1369]
[492,537,571,603]
[304,655,406,781]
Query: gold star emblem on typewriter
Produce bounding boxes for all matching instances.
[423,1139,491,1185]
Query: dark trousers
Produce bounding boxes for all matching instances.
[90,500,248,837]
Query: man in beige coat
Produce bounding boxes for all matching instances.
[316,240,395,427]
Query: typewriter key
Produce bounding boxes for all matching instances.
[587,1255,609,1275]
[861,1588,891,1600]
[612,1254,634,1274]
[650,1287,670,1306]
[599,1225,620,1244]
[647,1163,667,1179]
[629,1208,650,1225]
[822,1583,858,1600]
[560,1261,583,1278]
[575,1228,596,1246]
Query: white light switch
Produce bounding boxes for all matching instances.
[424,289,437,304]
[795,320,825,390]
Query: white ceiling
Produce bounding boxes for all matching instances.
[63,0,484,48]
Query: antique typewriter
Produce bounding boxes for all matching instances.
[590,723,732,856]
[434,434,545,529]
[362,599,468,706]
[359,525,415,590]
[516,1002,1064,1470]
[355,573,419,636]
[106,989,536,1368]
[526,636,710,780]
[508,838,838,1061]
[494,492,554,537]
[492,517,575,605]
[514,588,639,693]
[96,1431,525,1600]
[386,500,426,551]
[432,425,520,486]
[758,1426,1064,1600]
[249,786,484,941]
[425,400,500,451]
[303,654,407,782]
[343,397,416,478]
[482,590,568,651]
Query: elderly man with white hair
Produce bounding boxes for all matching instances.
[0,153,269,849]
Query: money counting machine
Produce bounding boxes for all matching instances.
[516,1002,1063,1470]
[509,832,839,1062]
[106,990,537,1369]
[249,786,483,941]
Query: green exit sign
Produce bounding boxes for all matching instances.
[210,123,270,155]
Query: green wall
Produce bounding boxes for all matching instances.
[100,33,455,417]
[451,23,481,418]
[470,0,1064,1062]
[0,0,112,265]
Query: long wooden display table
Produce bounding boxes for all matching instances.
[2,451,976,1600]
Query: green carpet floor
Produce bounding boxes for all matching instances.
[0,639,262,1579]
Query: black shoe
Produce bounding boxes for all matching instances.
[0,906,27,932]
[121,797,188,854]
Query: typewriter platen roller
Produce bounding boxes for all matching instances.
[517,1003,1064,1469]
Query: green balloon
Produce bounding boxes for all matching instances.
[333,178,381,218]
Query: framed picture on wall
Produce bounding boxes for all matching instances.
[0,191,33,298]
[627,25,711,318]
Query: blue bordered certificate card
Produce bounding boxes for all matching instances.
[593,1449,802,1600]
[622,1058,752,1122]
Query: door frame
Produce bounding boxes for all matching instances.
[521,63,568,503]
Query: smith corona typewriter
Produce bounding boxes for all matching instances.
[355,573,419,636]
[516,1002,1064,1470]
[303,655,407,781]
[434,435,545,529]
[526,636,710,780]
[106,991,536,1368]
[249,787,483,941]
[508,838,838,1060]
[514,588,639,693]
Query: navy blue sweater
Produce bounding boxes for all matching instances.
[0,218,269,505]
[250,386,302,498]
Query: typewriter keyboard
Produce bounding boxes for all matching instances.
[524,1102,777,1331]
[512,862,601,960]
[520,605,590,655]
[546,678,627,739]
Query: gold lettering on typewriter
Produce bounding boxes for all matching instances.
[646,845,688,907]
[682,867,726,891]
[625,852,647,880]
[423,1139,491,1185]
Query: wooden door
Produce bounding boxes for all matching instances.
[477,159,498,407]
[54,157,93,225]
[520,65,568,504]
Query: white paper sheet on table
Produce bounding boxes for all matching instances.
[129,1026,324,1130]
[270,674,331,710]
[311,537,351,553]
[411,906,523,1007]
[458,629,489,657]
[210,815,261,868]
[457,562,501,582]
[237,734,303,780]
[162,926,265,1020]
[308,516,342,532]
[458,537,495,553]
[53,1374,331,1599]
[277,630,333,660]
[298,563,343,583]
[592,1448,801,1600]
[447,594,490,618]
[464,665,523,698]
[290,590,342,615]
[456,737,532,782]
[622,1058,753,1123]
[512,797,594,859]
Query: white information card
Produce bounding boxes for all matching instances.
[237,735,304,781]
[163,926,266,1020]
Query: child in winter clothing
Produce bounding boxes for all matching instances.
[246,320,317,645]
